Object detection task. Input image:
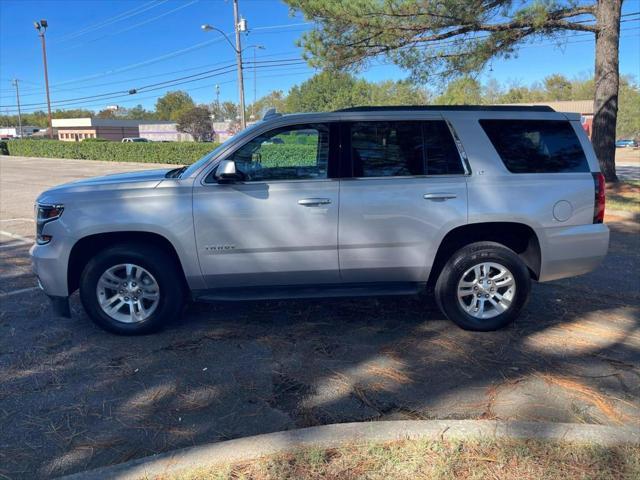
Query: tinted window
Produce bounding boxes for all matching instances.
[351,121,424,177]
[350,121,463,177]
[228,123,329,181]
[480,120,589,173]
[424,121,465,175]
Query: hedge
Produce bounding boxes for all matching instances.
[1,139,219,164]
[1,140,320,167]
[258,144,318,167]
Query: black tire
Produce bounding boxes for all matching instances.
[79,243,185,335]
[434,241,531,331]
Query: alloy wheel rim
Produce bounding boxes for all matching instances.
[457,262,516,319]
[96,263,160,324]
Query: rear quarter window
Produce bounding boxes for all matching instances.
[479,119,589,173]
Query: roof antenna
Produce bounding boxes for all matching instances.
[263,108,281,121]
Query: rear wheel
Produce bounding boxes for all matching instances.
[79,244,185,335]
[435,242,531,331]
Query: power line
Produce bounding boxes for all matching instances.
[62,0,200,51]
[1,60,309,113]
[7,59,305,109]
[11,22,313,95]
[0,50,304,100]
[50,0,169,44]
[9,68,314,115]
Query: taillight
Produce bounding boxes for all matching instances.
[592,172,605,224]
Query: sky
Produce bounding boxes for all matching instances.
[0,0,639,116]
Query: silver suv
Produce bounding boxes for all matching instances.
[31,106,609,335]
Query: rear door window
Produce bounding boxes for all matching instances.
[479,119,589,173]
[348,121,464,177]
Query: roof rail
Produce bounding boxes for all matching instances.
[263,108,282,121]
[334,105,556,113]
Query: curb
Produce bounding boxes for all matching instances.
[59,420,640,480]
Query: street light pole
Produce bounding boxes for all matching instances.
[232,0,246,129]
[34,20,53,138]
[11,79,23,138]
[201,5,248,129]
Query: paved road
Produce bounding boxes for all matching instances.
[1,156,639,479]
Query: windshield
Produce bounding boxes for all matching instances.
[181,123,264,178]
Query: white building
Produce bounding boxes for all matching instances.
[138,121,236,143]
[138,122,194,142]
[0,126,40,138]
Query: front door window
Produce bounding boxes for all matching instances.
[226,123,329,182]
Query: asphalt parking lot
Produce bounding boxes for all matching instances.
[1,155,639,479]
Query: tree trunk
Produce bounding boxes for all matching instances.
[592,0,622,182]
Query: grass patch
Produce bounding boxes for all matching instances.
[607,180,640,214]
[155,438,640,480]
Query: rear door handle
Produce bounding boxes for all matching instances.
[423,193,457,200]
[298,198,332,206]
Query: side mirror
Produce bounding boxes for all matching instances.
[215,159,242,183]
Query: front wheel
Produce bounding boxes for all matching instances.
[435,242,531,331]
[79,244,185,335]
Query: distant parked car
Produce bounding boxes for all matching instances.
[122,137,149,143]
[615,139,638,148]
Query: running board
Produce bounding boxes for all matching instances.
[193,282,424,302]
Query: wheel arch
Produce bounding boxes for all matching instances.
[67,231,188,295]
[427,222,541,287]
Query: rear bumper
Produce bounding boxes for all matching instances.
[538,223,609,282]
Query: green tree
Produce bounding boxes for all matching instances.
[285,71,363,112]
[286,0,624,182]
[544,74,573,101]
[247,91,288,118]
[483,78,504,104]
[436,76,482,105]
[177,106,213,142]
[570,77,595,100]
[211,101,239,122]
[617,77,640,139]
[126,104,156,120]
[155,91,195,121]
[96,109,118,119]
[368,80,429,105]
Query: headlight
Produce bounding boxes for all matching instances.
[35,203,64,245]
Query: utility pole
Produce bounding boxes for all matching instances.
[253,47,257,120]
[215,84,220,115]
[248,45,265,120]
[232,0,246,129]
[201,2,247,128]
[11,79,23,138]
[34,20,53,138]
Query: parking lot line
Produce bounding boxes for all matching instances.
[0,230,33,245]
[0,218,34,223]
[0,241,30,249]
[0,286,40,298]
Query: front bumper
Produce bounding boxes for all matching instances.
[538,223,610,282]
[30,240,70,298]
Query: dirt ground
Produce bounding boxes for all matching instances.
[1,156,639,479]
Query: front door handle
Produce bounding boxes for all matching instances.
[423,193,457,201]
[298,198,332,207]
